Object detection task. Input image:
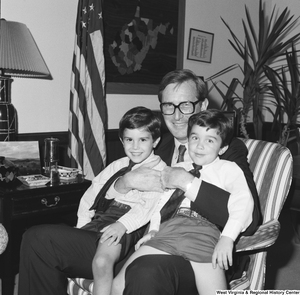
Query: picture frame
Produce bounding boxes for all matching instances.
[104,0,186,94]
[0,141,41,176]
[187,28,214,63]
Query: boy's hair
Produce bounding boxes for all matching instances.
[187,109,233,148]
[119,106,161,141]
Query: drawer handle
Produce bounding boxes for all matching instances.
[41,196,60,207]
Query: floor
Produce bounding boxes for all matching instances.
[265,205,300,289]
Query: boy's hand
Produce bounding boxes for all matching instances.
[100,222,127,246]
[212,236,234,270]
[135,230,157,250]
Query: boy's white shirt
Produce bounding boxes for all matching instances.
[76,143,253,241]
[148,158,254,242]
[76,152,166,231]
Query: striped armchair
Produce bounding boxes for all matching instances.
[67,138,293,294]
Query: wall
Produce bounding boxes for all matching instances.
[1,0,77,133]
[2,1,299,132]
[183,0,258,109]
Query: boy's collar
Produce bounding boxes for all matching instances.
[131,151,157,168]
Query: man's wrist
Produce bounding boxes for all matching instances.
[177,171,195,191]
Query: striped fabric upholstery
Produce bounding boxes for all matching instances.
[67,278,93,295]
[229,138,293,290]
[67,138,293,294]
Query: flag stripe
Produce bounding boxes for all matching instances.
[68,0,106,180]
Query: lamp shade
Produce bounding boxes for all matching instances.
[0,19,52,79]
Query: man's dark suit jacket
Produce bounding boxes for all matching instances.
[155,132,262,237]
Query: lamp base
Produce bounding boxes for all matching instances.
[0,103,17,141]
[0,77,17,141]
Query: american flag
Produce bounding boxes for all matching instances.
[68,0,107,180]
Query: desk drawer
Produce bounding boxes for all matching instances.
[11,190,83,216]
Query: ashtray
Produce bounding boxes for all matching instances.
[57,166,81,180]
[17,174,50,186]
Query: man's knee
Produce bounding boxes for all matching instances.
[22,225,48,251]
[21,224,66,256]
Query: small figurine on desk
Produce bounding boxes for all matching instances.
[0,156,18,187]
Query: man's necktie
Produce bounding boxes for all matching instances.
[160,163,202,223]
[177,145,186,163]
[89,160,135,212]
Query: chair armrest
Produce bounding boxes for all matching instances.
[235,219,280,252]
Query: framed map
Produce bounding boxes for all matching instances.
[103,0,185,94]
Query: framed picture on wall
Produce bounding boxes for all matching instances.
[103,0,186,94]
[187,28,214,63]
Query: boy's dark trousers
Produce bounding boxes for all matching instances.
[18,206,144,295]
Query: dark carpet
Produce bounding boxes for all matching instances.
[265,204,300,290]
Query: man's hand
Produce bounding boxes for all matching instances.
[114,158,164,194]
[161,166,194,191]
[100,222,127,246]
[212,236,234,270]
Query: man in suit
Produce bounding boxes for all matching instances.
[114,69,261,295]
[17,69,260,295]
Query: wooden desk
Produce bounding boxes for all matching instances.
[0,177,91,295]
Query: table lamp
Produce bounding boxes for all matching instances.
[0,18,52,141]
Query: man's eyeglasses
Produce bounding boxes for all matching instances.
[160,101,200,115]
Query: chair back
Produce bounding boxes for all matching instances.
[231,138,293,290]
[242,138,293,222]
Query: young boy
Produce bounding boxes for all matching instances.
[112,109,254,295]
[79,106,166,295]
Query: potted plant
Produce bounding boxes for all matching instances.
[264,45,300,153]
[207,0,300,140]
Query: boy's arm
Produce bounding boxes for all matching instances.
[212,236,234,270]
[76,185,96,228]
[211,164,254,270]
[76,159,128,228]
[147,190,173,232]
[220,164,254,241]
[116,190,171,233]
